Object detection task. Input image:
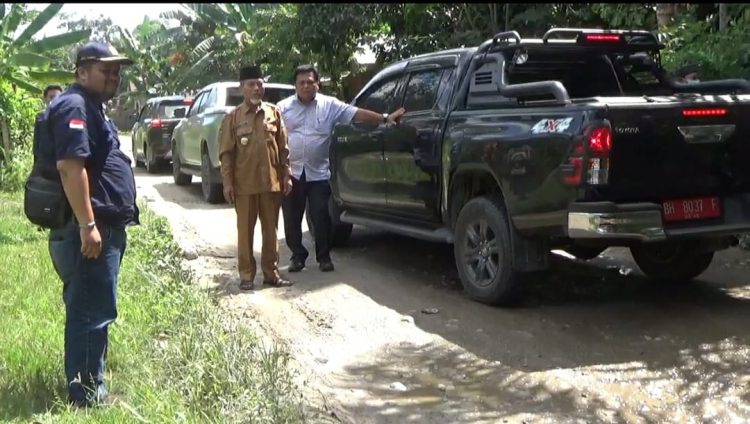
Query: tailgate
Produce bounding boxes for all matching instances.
[598,98,750,202]
[155,118,182,139]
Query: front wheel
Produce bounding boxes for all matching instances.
[201,150,224,204]
[454,195,520,306]
[172,144,192,186]
[630,241,714,284]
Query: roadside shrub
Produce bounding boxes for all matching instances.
[662,6,750,80]
[0,81,40,192]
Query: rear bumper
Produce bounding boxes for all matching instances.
[567,195,750,242]
[148,133,173,158]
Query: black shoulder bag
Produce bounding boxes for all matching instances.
[23,113,72,229]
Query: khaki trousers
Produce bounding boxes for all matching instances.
[235,192,282,281]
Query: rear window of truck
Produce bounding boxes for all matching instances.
[506,50,669,99]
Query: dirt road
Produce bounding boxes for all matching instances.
[122,136,750,424]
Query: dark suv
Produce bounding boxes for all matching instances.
[132,96,193,173]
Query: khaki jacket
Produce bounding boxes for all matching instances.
[218,101,291,195]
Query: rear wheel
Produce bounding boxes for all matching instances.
[454,195,520,306]
[630,241,714,283]
[201,149,223,204]
[172,143,192,186]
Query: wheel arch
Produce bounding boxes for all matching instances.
[448,165,510,230]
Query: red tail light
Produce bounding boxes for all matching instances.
[584,34,623,43]
[586,126,611,185]
[184,98,194,105]
[150,119,162,128]
[682,108,727,117]
[588,127,612,156]
[562,126,612,187]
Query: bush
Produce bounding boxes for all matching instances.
[0,81,41,192]
[662,6,750,80]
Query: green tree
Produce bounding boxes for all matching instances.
[661,4,750,79]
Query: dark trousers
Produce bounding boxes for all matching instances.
[282,170,331,264]
[48,222,126,404]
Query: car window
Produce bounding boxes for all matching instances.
[158,100,190,119]
[226,87,243,107]
[188,92,207,117]
[403,69,444,112]
[136,104,148,121]
[144,103,155,119]
[204,88,217,109]
[435,68,456,111]
[264,88,296,104]
[355,77,401,114]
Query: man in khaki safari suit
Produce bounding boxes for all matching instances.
[219,65,294,290]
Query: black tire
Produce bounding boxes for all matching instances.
[454,195,520,305]
[630,241,714,283]
[144,142,160,174]
[172,143,192,186]
[306,196,353,247]
[201,149,224,204]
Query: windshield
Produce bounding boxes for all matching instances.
[226,87,296,106]
[157,101,190,119]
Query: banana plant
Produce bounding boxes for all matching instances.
[0,3,90,94]
[159,3,299,84]
[113,23,214,110]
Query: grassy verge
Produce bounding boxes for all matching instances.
[0,192,305,423]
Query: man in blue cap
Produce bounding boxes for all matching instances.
[39,41,137,407]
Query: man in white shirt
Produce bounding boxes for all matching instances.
[277,64,405,272]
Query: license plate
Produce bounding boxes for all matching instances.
[662,197,721,222]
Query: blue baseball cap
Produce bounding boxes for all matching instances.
[75,41,134,67]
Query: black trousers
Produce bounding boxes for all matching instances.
[282,171,331,264]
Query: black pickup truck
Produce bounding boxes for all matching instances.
[327,28,750,305]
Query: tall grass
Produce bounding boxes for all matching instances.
[0,193,305,423]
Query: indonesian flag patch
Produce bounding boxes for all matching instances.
[69,119,85,130]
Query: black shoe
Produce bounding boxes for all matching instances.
[68,382,107,408]
[288,260,305,273]
[319,261,334,272]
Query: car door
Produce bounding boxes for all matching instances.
[183,90,208,165]
[132,103,148,159]
[383,67,450,222]
[331,74,406,212]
